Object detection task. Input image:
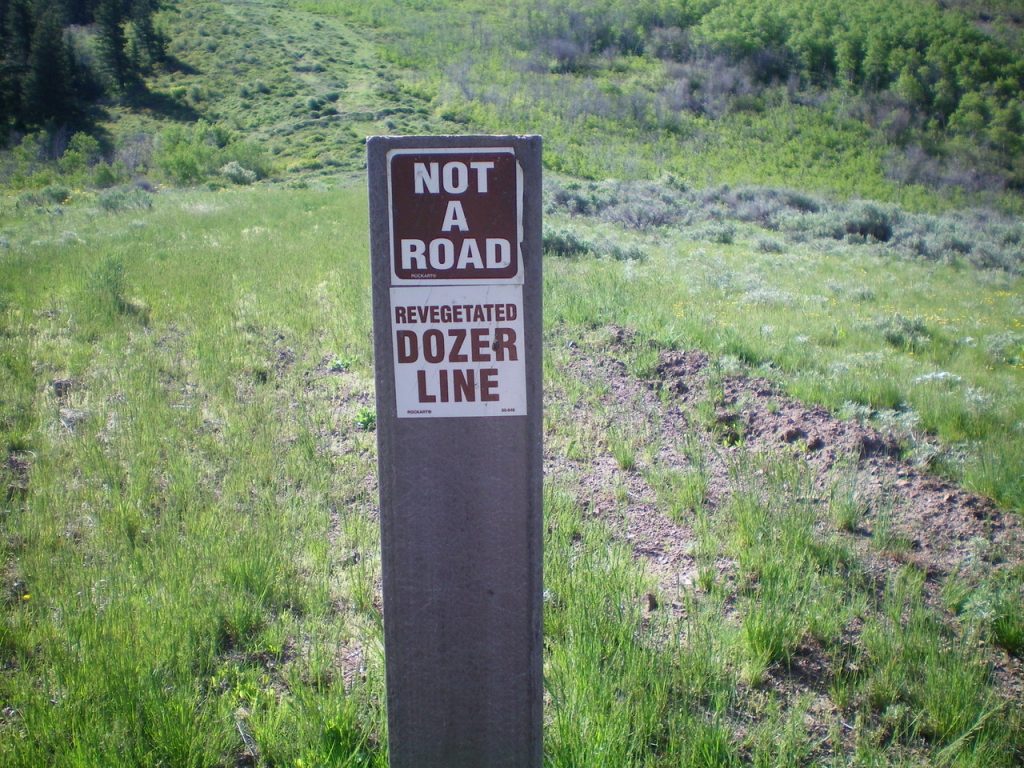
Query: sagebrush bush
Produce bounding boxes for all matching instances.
[220,161,257,185]
[17,185,71,207]
[543,228,594,258]
[877,314,931,352]
[550,177,1023,273]
[605,193,679,229]
[755,237,784,253]
[844,203,896,242]
[98,186,153,212]
[697,222,736,244]
[984,331,1024,366]
[602,241,646,261]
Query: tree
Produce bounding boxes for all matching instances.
[3,0,32,65]
[1,0,34,125]
[58,0,94,26]
[23,7,74,125]
[835,36,860,87]
[949,91,990,138]
[96,0,133,92]
[861,29,892,90]
[126,0,164,73]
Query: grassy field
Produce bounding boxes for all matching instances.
[541,180,1024,511]
[2,0,1023,765]
[2,181,1022,767]
[1,187,385,765]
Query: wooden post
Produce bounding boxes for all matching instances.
[367,135,543,768]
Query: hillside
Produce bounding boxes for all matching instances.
[2,0,1024,205]
[325,0,1024,205]
[1,0,1023,765]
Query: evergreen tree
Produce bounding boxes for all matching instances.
[127,0,163,72]
[3,0,32,65]
[23,7,73,125]
[1,0,34,125]
[58,0,94,26]
[95,0,133,92]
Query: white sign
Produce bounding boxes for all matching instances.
[386,146,526,419]
[390,285,526,418]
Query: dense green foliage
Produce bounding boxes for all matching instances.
[314,0,1023,201]
[519,0,1024,137]
[0,0,164,131]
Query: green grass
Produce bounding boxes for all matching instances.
[539,220,1024,512]
[647,465,710,521]
[542,327,1022,764]
[144,0,455,179]
[0,186,385,765]
[288,0,1022,212]
[2,0,1023,764]
[2,181,1022,766]
[0,0,458,191]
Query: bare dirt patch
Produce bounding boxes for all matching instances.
[4,452,31,503]
[655,348,1024,578]
[544,328,1024,706]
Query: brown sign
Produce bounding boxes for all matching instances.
[387,148,521,283]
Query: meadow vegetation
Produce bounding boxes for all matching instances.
[1,0,1023,765]
[307,0,1024,207]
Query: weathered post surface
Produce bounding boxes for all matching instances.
[366,135,543,768]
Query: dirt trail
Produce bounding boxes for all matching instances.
[544,330,1024,700]
[654,348,1024,579]
[321,328,1023,703]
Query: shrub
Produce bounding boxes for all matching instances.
[844,203,896,242]
[91,163,121,188]
[649,26,691,60]
[783,191,820,213]
[548,38,586,73]
[221,140,272,180]
[603,242,646,261]
[755,237,784,253]
[154,122,271,185]
[17,185,70,207]
[220,161,257,185]
[984,331,1024,366]
[115,134,154,174]
[878,314,931,352]
[98,186,153,212]
[606,195,678,229]
[155,125,216,183]
[550,184,598,215]
[58,133,102,174]
[698,222,736,244]
[543,228,594,258]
